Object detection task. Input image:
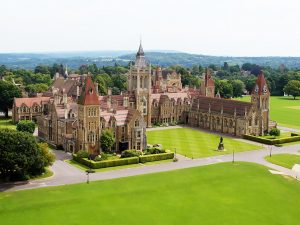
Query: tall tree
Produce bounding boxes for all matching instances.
[100,129,115,152]
[0,129,54,181]
[0,80,22,117]
[283,80,300,99]
[231,80,245,97]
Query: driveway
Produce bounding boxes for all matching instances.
[1,143,300,192]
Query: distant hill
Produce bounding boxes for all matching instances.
[0,51,300,69]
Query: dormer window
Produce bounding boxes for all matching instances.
[89,88,93,94]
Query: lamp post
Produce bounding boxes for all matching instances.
[269,145,272,157]
[86,170,90,184]
[174,148,177,159]
[232,148,235,163]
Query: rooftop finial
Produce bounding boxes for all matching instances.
[137,36,144,56]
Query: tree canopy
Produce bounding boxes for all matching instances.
[100,129,115,152]
[283,80,300,99]
[0,129,55,181]
[0,80,22,117]
[16,120,36,134]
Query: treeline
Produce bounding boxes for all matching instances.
[0,61,300,117]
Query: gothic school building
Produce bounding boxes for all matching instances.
[12,44,275,154]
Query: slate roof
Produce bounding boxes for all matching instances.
[191,96,252,116]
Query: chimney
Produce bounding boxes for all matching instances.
[76,86,80,99]
[64,107,68,119]
[108,88,112,96]
[62,88,67,104]
[95,82,98,93]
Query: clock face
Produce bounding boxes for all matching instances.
[255,84,259,93]
[263,85,268,93]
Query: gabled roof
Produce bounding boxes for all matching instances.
[14,97,50,107]
[78,76,99,105]
[252,71,269,95]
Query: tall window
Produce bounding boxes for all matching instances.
[135,120,139,127]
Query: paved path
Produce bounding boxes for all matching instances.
[1,143,300,192]
[278,126,300,133]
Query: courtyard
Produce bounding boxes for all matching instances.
[147,127,261,158]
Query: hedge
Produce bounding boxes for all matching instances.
[139,152,174,163]
[73,154,139,169]
[291,133,300,137]
[243,134,300,145]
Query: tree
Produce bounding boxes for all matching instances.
[283,80,300,99]
[100,129,115,152]
[244,75,257,94]
[0,80,22,117]
[223,62,229,71]
[34,65,50,75]
[0,129,55,181]
[215,80,233,99]
[17,120,35,134]
[231,80,245,97]
[25,83,49,96]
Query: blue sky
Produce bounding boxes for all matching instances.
[1,0,299,56]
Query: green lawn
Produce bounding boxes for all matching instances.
[147,128,260,158]
[1,162,300,225]
[238,96,300,129]
[265,154,300,169]
[0,119,16,129]
[262,132,292,139]
[65,158,174,172]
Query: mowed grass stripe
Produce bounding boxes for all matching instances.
[147,128,260,158]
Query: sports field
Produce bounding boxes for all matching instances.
[0,162,300,225]
[238,96,300,129]
[147,128,260,158]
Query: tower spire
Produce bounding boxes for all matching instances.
[135,40,146,67]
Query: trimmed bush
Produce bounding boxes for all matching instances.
[269,128,280,136]
[144,147,166,155]
[76,150,88,158]
[243,134,300,145]
[121,150,142,158]
[139,152,174,163]
[16,120,35,134]
[291,133,300,137]
[73,154,139,169]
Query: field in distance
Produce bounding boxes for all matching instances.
[237,96,300,130]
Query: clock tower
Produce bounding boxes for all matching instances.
[251,71,270,135]
[127,43,152,127]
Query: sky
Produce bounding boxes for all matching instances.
[0,0,300,56]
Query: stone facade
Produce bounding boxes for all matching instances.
[14,43,274,154]
[12,97,50,123]
[37,75,147,154]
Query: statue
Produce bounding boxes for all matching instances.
[218,136,224,151]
